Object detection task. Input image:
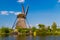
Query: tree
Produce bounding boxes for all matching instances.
[47,26,51,32]
[32,26,36,32]
[38,24,45,30]
[38,24,47,35]
[47,26,50,30]
[0,27,10,33]
[51,22,57,32]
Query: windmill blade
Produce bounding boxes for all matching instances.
[22,4,25,14]
[12,17,17,29]
[25,5,30,28]
[25,5,29,16]
[26,18,31,28]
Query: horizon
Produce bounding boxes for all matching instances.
[0,0,60,28]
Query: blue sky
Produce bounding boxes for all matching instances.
[0,0,60,28]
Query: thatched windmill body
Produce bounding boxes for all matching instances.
[12,5,29,29]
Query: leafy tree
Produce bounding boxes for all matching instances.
[47,26,50,30]
[38,24,45,30]
[32,26,36,32]
[47,26,51,32]
[51,22,57,32]
[0,27,10,33]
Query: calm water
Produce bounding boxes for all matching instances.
[0,35,60,40]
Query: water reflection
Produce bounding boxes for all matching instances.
[16,35,26,40]
[0,35,60,40]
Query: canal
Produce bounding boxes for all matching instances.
[0,35,60,40]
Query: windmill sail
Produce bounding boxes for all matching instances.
[12,17,17,29]
[25,5,31,28]
[25,5,29,16]
[12,4,30,29]
[22,4,25,14]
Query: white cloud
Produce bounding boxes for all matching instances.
[9,11,15,14]
[58,0,60,3]
[1,11,8,15]
[36,24,39,26]
[15,12,21,15]
[0,11,22,15]
[17,0,25,3]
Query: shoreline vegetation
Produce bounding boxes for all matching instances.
[0,22,60,36]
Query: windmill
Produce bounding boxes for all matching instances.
[12,4,29,29]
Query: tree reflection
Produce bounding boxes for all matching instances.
[16,35,26,40]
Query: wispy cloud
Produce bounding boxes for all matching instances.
[17,0,25,3]
[15,12,21,15]
[0,11,21,15]
[36,24,39,26]
[0,11,8,15]
[9,11,15,14]
[58,0,60,3]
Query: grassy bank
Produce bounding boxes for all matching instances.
[0,22,60,36]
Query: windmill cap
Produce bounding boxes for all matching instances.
[17,14,26,18]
